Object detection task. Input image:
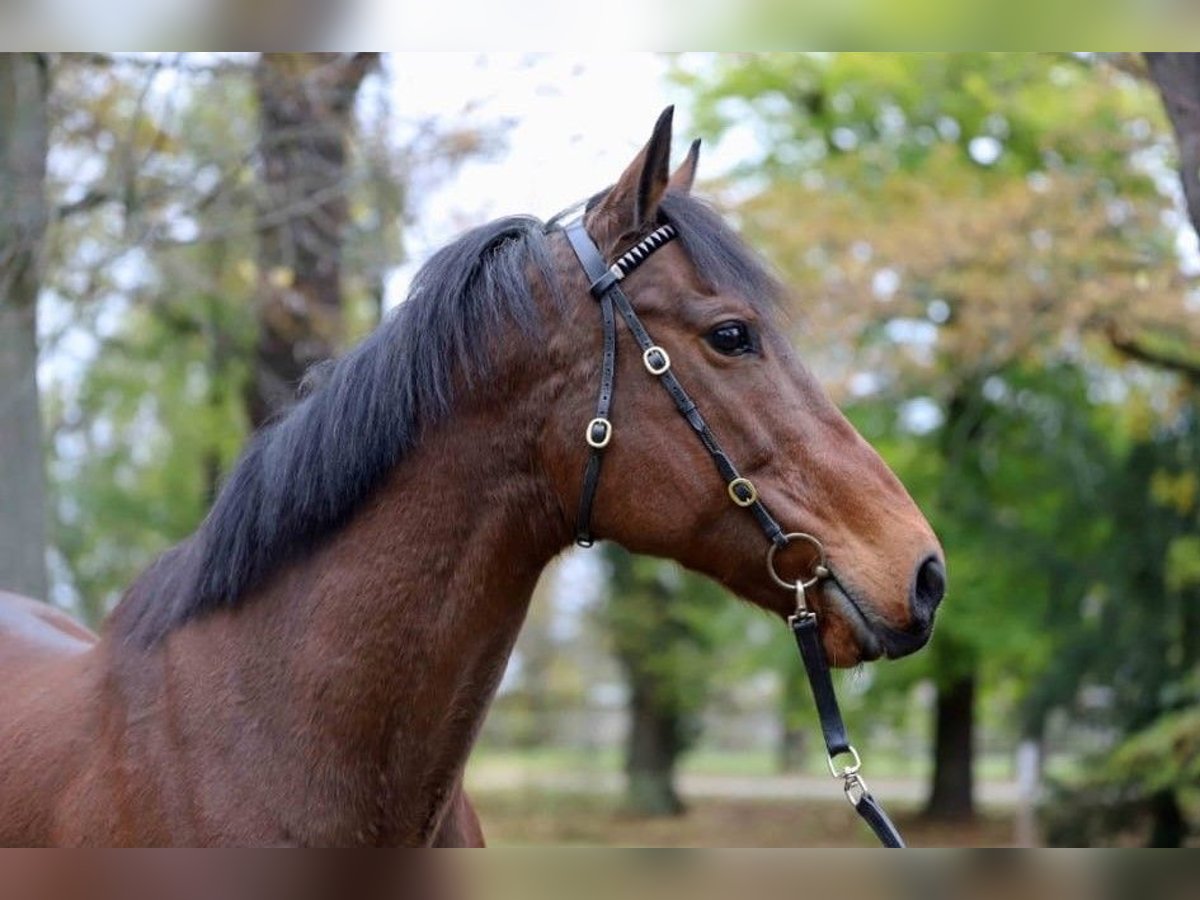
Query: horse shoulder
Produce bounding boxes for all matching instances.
[430,782,485,847]
[0,592,111,845]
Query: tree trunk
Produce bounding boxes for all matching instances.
[247,53,377,426]
[625,681,686,817]
[0,54,50,600]
[777,662,811,773]
[604,546,702,818]
[924,672,976,821]
[1147,789,1186,848]
[1145,54,1200,240]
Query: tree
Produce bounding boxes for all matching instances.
[41,56,262,623]
[601,546,731,816]
[247,53,378,426]
[1028,52,1200,846]
[0,54,51,600]
[1146,54,1200,240]
[1103,53,1200,379]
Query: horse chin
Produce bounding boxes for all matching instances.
[817,580,885,666]
[818,579,936,663]
[737,580,883,667]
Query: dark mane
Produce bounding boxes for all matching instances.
[114,191,781,645]
[116,215,558,645]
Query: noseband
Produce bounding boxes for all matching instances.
[563,218,906,848]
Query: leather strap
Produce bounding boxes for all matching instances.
[855,791,906,848]
[791,612,906,848]
[565,223,615,546]
[790,613,851,757]
[574,288,616,546]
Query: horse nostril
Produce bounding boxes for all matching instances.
[911,555,946,630]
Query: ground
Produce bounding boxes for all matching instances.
[471,788,1016,847]
[465,750,1019,847]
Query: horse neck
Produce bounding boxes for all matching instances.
[151,371,571,842]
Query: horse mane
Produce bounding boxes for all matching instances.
[114,215,557,645]
[112,192,781,646]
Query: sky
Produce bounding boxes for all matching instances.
[354,2,674,50]
[381,53,685,307]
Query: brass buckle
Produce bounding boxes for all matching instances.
[585,417,612,449]
[642,346,670,375]
[727,477,758,507]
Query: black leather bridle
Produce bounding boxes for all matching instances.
[563,217,907,848]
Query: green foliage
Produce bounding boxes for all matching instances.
[44,64,262,623]
[1166,535,1200,592]
[680,53,1161,181]
[600,546,728,744]
[1044,697,1200,846]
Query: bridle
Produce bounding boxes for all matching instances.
[562,217,907,848]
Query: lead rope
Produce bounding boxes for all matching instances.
[789,581,906,847]
[563,218,906,848]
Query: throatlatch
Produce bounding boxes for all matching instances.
[562,217,906,849]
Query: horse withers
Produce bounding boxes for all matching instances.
[0,108,944,846]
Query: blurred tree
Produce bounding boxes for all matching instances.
[248,53,378,426]
[1102,53,1200,380]
[1028,52,1200,846]
[42,57,262,622]
[0,53,51,601]
[1039,404,1200,846]
[601,545,730,816]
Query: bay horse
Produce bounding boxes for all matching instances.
[0,108,944,846]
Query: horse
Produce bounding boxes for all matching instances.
[0,107,945,846]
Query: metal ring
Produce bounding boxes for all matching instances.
[585,417,612,449]
[843,772,869,807]
[642,346,670,375]
[827,745,862,779]
[727,477,758,507]
[766,532,830,591]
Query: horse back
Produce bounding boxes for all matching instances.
[0,591,109,845]
[0,591,98,657]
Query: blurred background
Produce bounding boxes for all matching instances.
[2,52,1199,847]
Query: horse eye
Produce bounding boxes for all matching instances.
[707,321,754,356]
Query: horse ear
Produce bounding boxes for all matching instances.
[668,139,701,193]
[588,106,674,249]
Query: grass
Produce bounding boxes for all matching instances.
[470,744,1017,782]
[471,787,1017,847]
[464,746,1022,847]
